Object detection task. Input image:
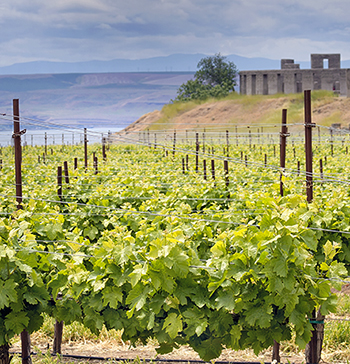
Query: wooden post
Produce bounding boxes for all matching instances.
[182,158,185,174]
[173,130,176,156]
[84,128,88,170]
[203,160,207,180]
[186,155,189,170]
[272,341,281,364]
[74,157,78,170]
[224,160,229,187]
[52,321,64,355]
[202,130,205,153]
[304,90,315,203]
[102,138,107,161]
[44,132,47,155]
[94,156,98,175]
[57,166,62,200]
[330,128,334,156]
[304,90,322,364]
[211,159,215,180]
[319,159,323,182]
[20,330,31,364]
[195,133,199,173]
[13,99,24,209]
[226,130,229,157]
[63,161,69,184]
[279,109,289,197]
[13,100,31,364]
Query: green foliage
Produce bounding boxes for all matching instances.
[0,140,349,360]
[175,53,238,102]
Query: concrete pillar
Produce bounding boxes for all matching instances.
[256,73,264,95]
[302,71,313,91]
[246,74,253,95]
[268,73,278,94]
[283,72,295,94]
[346,69,350,97]
[321,70,337,91]
[339,70,347,96]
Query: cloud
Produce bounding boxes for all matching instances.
[0,0,350,66]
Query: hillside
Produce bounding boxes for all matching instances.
[121,92,350,133]
[0,72,193,130]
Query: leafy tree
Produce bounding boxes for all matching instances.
[175,53,238,102]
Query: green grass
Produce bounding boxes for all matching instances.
[147,90,338,132]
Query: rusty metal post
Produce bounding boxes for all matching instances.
[226,130,229,157]
[330,128,333,156]
[13,100,31,364]
[94,156,98,175]
[319,159,323,182]
[57,166,62,200]
[211,159,215,180]
[304,91,321,364]
[224,160,229,187]
[173,130,176,156]
[13,99,24,209]
[195,132,199,173]
[102,138,107,161]
[279,109,289,197]
[304,90,315,203]
[63,161,69,184]
[84,128,88,170]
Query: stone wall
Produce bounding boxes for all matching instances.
[239,54,350,97]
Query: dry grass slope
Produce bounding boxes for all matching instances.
[120,91,350,133]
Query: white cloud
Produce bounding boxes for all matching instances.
[1,0,350,66]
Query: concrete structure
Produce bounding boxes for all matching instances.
[239,54,350,97]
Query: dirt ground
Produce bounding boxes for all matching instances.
[9,334,306,364]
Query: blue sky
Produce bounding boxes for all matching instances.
[1,0,350,67]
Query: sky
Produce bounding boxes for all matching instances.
[1,0,350,67]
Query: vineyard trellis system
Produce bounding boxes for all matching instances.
[0,91,350,364]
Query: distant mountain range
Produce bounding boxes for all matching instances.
[2,53,350,75]
[0,72,195,131]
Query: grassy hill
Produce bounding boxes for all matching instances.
[121,91,350,134]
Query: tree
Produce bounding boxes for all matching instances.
[175,53,238,102]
